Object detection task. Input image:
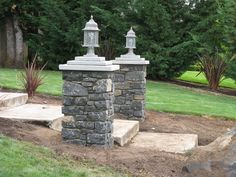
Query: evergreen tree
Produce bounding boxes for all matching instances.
[221,0,236,80]
[131,0,198,79]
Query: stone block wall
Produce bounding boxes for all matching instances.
[61,71,114,148]
[113,64,147,121]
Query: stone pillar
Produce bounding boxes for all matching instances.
[60,58,119,148]
[60,70,116,148]
[112,59,149,121]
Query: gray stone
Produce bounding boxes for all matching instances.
[89,93,113,101]
[62,129,81,139]
[134,110,145,117]
[83,77,97,82]
[125,71,145,81]
[65,139,86,145]
[63,81,88,96]
[91,72,113,79]
[95,121,112,133]
[114,97,126,105]
[120,109,133,117]
[76,121,95,129]
[130,82,146,89]
[114,82,130,89]
[81,82,93,87]
[87,134,106,144]
[87,111,109,121]
[87,101,94,106]
[94,100,111,110]
[131,101,144,111]
[114,105,120,112]
[63,71,83,81]
[74,115,87,121]
[84,105,97,112]
[114,74,125,82]
[62,106,84,115]
[63,97,87,106]
[93,79,112,93]
[74,97,87,105]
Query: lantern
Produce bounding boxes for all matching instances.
[83,15,100,56]
[125,27,136,55]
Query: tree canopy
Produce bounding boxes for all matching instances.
[0,0,235,80]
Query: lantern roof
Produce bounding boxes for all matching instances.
[83,15,100,31]
[126,27,136,38]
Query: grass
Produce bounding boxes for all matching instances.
[0,135,128,177]
[146,81,236,119]
[1,68,236,119]
[178,71,236,89]
[0,68,62,96]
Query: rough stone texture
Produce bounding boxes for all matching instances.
[113,65,147,121]
[61,71,114,148]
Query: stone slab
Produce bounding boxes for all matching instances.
[0,92,28,109]
[130,132,198,154]
[0,104,64,131]
[113,119,139,146]
[59,64,120,71]
[112,60,149,65]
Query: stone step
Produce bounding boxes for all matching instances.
[0,92,28,110]
[130,132,198,154]
[113,119,139,146]
[0,104,64,131]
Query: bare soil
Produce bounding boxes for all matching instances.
[0,94,235,177]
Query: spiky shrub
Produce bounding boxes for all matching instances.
[198,53,227,91]
[20,57,46,97]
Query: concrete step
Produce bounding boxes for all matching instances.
[130,132,198,154]
[0,92,28,110]
[113,119,139,146]
[0,104,64,131]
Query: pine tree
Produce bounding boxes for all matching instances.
[131,0,198,79]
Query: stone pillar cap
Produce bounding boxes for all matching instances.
[59,56,119,71]
[113,54,149,65]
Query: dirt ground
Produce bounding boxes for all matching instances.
[0,94,235,177]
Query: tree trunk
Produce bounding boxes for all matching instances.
[5,16,16,67]
[13,15,24,68]
[0,19,7,67]
[0,16,24,68]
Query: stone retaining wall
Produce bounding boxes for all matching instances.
[113,64,147,121]
[61,71,114,148]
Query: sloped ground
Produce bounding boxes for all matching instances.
[0,94,235,177]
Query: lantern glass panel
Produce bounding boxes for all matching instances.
[126,37,136,48]
[84,31,98,47]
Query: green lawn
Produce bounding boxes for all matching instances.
[0,68,62,96]
[1,68,236,119]
[178,71,236,89]
[0,135,128,177]
[146,81,236,119]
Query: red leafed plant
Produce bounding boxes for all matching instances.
[20,55,46,97]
